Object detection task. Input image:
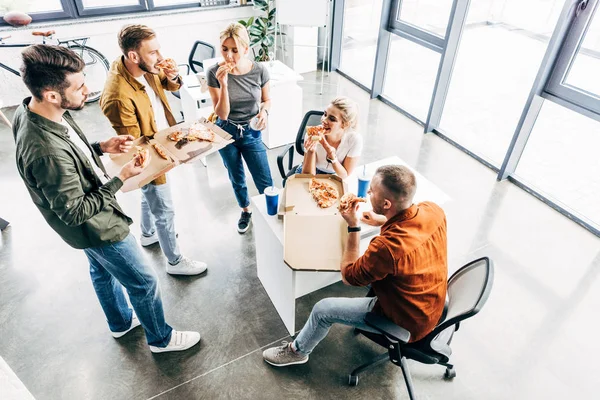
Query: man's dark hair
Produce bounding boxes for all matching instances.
[20,44,85,101]
[375,165,417,205]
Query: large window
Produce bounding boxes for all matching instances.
[338,0,384,88]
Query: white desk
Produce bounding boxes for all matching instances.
[252,156,452,335]
[179,60,303,150]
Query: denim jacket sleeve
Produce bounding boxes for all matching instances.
[28,154,123,227]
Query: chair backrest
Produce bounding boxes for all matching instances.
[295,110,324,157]
[188,41,216,73]
[432,257,494,336]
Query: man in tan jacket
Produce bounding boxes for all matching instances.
[101,24,206,276]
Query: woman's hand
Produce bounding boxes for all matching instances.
[303,136,319,153]
[254,109,268,131]
[215,65,229,87]
[320,137,336,160]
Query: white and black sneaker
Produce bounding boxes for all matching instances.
[237,211,252,234]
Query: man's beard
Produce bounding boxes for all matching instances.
[59,91,86,110]
[139,59,157,74]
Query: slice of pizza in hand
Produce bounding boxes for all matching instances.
[219,60,236,73]
[152,143,169,160]
[134,146,150,167]
[309,178,339,208]
[187,122,216,142]
[306,125,326,142]
[156,58,177,70]
[338,192,367,213]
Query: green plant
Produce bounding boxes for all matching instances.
[239,0,276,62]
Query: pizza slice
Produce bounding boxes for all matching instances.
[338,193,367,213]
[219,60,236,73]
[152,143,169,160]
[187,123,216,142]
[167,130,185,142]
[156,58,177,70]
[306,125,326,142]
[309,178,339,208]
[134,146,149,167]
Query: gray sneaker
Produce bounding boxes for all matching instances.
[263,341,309,367]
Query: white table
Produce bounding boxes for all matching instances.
[179,60,303,150]
[252,156,452,335]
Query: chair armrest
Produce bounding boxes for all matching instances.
[277,144,294,179]
[364,312,411,344]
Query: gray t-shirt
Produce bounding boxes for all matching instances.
[207,61,270,123]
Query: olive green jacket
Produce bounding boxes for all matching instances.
[13,98,132,249]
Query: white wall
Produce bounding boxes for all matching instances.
[0,6,257,106]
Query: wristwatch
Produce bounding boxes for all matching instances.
[326,155,338,164]
[347,226,361,233]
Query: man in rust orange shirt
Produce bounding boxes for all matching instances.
[263,165,448,366]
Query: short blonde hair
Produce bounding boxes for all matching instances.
[220,22,250,49]
[118,24,156,55]
[331,96,359,130]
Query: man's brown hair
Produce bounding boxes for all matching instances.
[20,44,85,101]
[118,24,156,55]
[376,165,417,206]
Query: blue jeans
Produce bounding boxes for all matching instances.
[294,164,332,175]
[83,234,173,347]
[141,181,182,265]
[217,119,273,208]
[293,297,379,355]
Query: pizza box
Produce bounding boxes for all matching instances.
[104,118,233,192]
[282,174,349,272]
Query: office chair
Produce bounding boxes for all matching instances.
[276,110,324,186]
[350,257,495,400]
[172,41,216,100]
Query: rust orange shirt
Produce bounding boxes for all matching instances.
[343,202,448,342]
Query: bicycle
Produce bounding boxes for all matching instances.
[0,29,110,103]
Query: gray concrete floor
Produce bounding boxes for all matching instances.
[1,71,599,399]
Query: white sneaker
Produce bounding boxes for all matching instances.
[166,257,207,276]
[140,233,159,247]
[112,313,141,338]
[149,330,201,353]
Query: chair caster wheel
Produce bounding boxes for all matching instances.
[348,375,359,386]
[444,367,456,380]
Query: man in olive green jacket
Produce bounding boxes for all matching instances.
[14,44,201,353]
[100,24,206,276]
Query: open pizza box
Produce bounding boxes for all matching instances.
[282,174,349,272]
[104,117,233,192]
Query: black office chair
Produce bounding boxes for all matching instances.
[350,257,495,400]
[276,110,324,186]
[172,41,216,100]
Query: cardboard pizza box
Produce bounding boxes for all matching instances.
[104,118,233,192]
[282,174,349,272]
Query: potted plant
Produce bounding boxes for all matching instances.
[239,0,277,62]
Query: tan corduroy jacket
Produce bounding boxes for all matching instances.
[100,56,182,185]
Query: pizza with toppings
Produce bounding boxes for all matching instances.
[338,193,366,213]
[306,125,326,142]
[156,58,177,70]
[167,130,185,142]
[309,178,339,208]
[187,122,216,142]
[152,143,169,160]
[134,146,149,167]
[219,60,236,73]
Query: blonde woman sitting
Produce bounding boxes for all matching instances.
[297,96,362,179]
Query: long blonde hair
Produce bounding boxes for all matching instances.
[330,96,359,130]
[219,22,250,50]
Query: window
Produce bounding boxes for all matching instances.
[393,0,454,37]
[0,0,64,14]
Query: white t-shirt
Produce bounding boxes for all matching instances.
[135,75,169,131]
[61,119,108,184]
[315,131,363,173]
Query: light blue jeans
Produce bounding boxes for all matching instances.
[83,234,173,347]
[140,181,182,265]
[293,297,379,355]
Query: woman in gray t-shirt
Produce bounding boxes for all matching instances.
[208,23,274,234]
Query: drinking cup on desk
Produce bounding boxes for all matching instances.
[265,186,279,216]
[357,174,370,199]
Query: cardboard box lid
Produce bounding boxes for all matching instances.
[283,214,347,271]
[282,174,348,272]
